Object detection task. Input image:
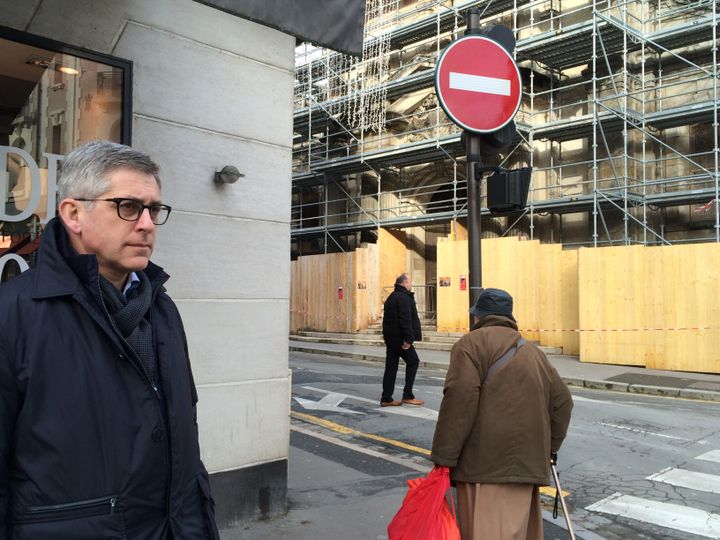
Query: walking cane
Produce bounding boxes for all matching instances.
[551,453,577,540]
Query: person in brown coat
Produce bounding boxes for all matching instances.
[431,288,573,540]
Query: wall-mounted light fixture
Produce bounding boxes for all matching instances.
[58,66,79,75]
[214,165,244,184]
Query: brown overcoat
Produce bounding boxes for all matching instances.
[431,315,573,485]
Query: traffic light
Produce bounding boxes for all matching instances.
[487,167,532,213]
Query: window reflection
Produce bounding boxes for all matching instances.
[1,37,126,283]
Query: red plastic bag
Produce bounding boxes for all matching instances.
[388,466,461,540]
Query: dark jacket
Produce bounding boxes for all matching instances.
[431,315,573,485]
[382,284,422,346]
[0,218,219,540]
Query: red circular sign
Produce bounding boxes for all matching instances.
[435,35,522,133]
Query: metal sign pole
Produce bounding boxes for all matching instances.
[466,8,483,329]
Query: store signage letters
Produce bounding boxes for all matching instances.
[0,145,63,224]
[1,145,63,277]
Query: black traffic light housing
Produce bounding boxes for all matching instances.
[487,167,532,213]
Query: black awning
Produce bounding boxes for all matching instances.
[194,0,365,56]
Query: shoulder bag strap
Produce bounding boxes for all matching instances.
[483,337,527,385]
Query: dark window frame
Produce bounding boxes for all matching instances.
[0,24,133,144]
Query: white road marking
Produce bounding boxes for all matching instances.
[300,385,439,420]
[316,392,346,407]
[293,394,365,415]
[647,467,720,494]
[380,404,439,421]
[586,493,720,538]
[449,72,511,96]
[573,395,624,404]
[290,423,431,473]
[597,422,708,444]
[573,395,656,408]
[697,449,720,464]
[540,510,607,540]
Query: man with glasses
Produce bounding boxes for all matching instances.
[0,141,219,539]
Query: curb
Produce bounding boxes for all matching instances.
[291,346,720,404]
[290,345,451,370]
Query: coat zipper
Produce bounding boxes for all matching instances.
[148,300,174,525]
[96,275,172,520]
[18,496,118,523]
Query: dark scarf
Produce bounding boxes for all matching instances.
[99,271,156,383]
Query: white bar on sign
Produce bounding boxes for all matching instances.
[586,493,720,539]
[647,467,720,494]
[449,72,511,96]
[697,449,720,464]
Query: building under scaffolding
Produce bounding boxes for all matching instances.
[292,0,719,283]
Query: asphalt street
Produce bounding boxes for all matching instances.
[223,352,720,540]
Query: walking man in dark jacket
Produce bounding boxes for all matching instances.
[0,141,219,539]
[431,288,573,539]
[380,273,424,407]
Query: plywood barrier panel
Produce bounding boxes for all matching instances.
[365,243,380,327]
[643,245,665,368]
[578,246,645,365]
[451,220,468,241]
[378,228,407,314]
[290,260,303,333]
[537,243,564,349]
[437,237,470,332]
[483,237,540,343]
[352,248,365,332]
[560,250,580,355]
[331,252,351,333]
[291,244,382,334]
[579,243,720,373]
[352,246,378,332]
[436,236,574,343]
[654,244,720,373]
[294,236,719,372]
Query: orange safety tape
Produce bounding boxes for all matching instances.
[434,326,718,333]
[290,311,718,332]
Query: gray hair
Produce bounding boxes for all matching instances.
[57,140,161,202]
[395,273,409,286]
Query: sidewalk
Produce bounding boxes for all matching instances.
[221,431,596,540]
[290,339,720,403]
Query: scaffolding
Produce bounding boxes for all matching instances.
[291,0,719,256]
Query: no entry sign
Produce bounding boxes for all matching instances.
[435,35,522,133]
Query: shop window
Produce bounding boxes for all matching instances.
[0,29,131,283]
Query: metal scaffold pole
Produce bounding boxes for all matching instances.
[641,0,648,246]
[622,0,629,245]
[592,2,599,248]
[713,0,719,242]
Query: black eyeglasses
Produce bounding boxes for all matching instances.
[75,198,172,225]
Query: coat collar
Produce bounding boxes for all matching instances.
[31,217,168,299]
[394,283,414,296]
[471,314,518,331]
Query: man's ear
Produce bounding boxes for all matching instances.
[57,199,83,235]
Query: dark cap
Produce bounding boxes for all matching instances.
[469,288,515,321]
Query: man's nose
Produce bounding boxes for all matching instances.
[137,207,156,229]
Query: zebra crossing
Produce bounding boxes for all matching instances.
[586,449,720,539]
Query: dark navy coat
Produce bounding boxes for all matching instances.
[382,284,422,346]
[0,218,219,540]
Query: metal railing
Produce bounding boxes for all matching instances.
[381,284,437,321]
